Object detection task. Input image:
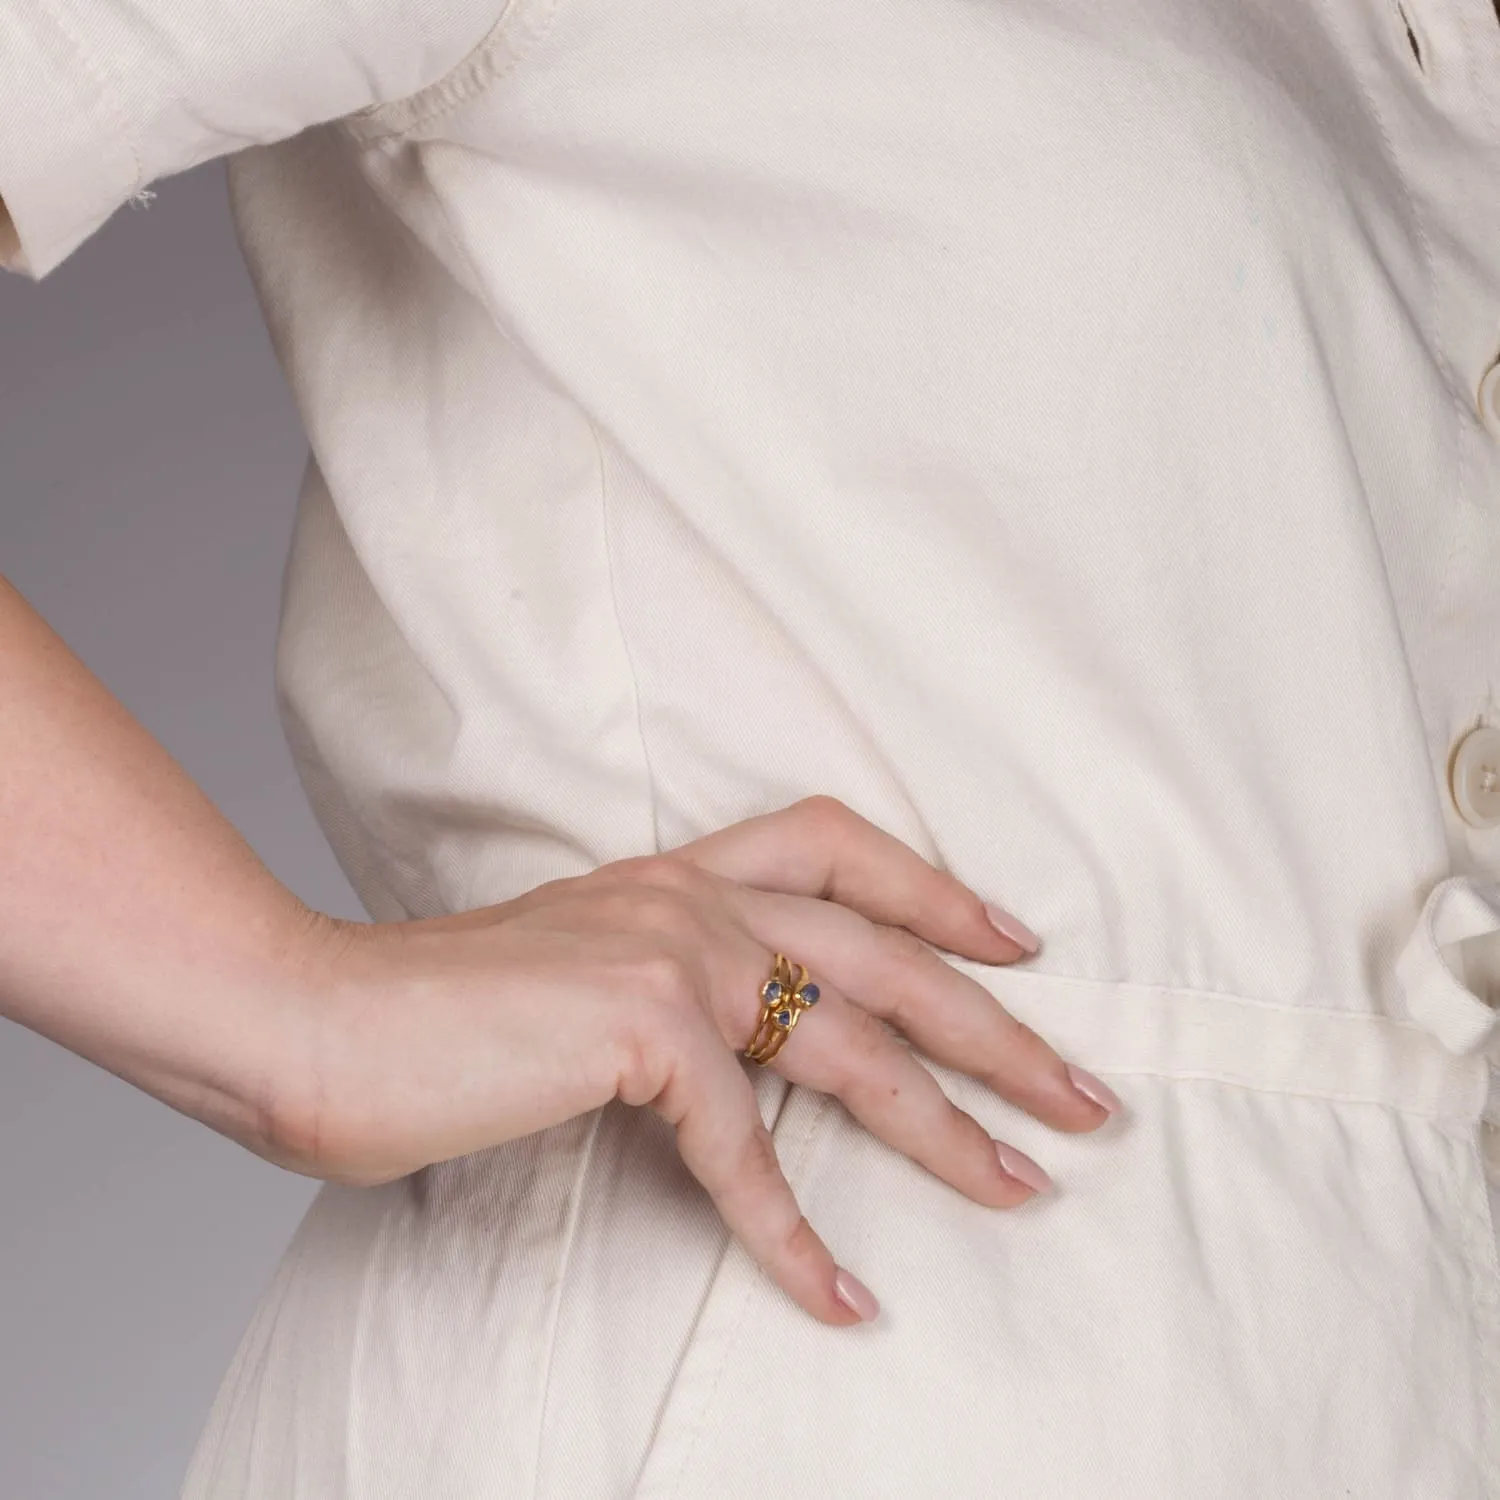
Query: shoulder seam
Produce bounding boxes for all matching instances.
[339,0,566,146]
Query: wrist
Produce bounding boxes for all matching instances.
[237,902,372,1178]
[76,892,361,1181]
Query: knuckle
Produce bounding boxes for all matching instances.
[828,1004,898,1089]
[986,1018,1074,1097]
[629,945,700,1014]
[876,921,928,962]
[952,1104,994,1154]
[1007,1017,1058,1062]
[871,922,932,1006]
[848,1000,898,1054]
[610,852,705,897]
[738,1117,783,1181]
[613,1023,661,1109]
[569,885,640,931]
[603,852,670,883]
[612,975,690,1108]
[603,941,702,1054]
[604,882,704,949]
[526,870,587,901]
[792,793,854,837]
[776,1212,821,1267]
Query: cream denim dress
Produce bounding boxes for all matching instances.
[5,0,1500,1493]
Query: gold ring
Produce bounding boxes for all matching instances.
[744,952,822,1065]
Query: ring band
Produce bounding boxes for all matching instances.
[744,952,822,1065]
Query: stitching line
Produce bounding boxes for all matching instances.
[342,0,565,145]
[388,158,662,863]
[657,1087,835,1500]
[1295,0,1465,863]
[343,1182,401,1499]
[588,413,662,854]
[529,1108,606,1500]
[944,953,1469,1039]
[1061,1067,1475,1125]
[1456,1132,1500,1497]
[47,0,143,197]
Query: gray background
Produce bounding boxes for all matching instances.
[0,163,366,1499]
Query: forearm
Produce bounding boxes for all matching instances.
[0,573,332,1162]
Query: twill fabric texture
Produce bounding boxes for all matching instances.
[4,0,1500,1494]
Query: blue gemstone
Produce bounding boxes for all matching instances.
[799,984,820,1005]
[764,981,783,1001]
[775,1008,793,1026]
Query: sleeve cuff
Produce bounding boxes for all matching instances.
[0,0,513,282]
[0,5,140,279]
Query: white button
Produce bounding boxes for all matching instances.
[1478,360,1500,440]
[1450,725,1500,829]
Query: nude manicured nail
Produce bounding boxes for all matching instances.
[1066,1063,1124,1115]
[994,1141,1054,1195]
[833,1267,880,1321]
[984,902,1040,953]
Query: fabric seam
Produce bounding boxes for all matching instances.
[529,1108,606,1500]
[944,953,1477,1037]
[341,0,565,145]
[1456,1131,1500,1496]
[1299,0,1465,841]
[1036,1067,1477,1124]
[1453,0,1500,730]
[655,1088,835,1499]
[47,0,143,196]
[341,1185,399,1500]
[588,413,663,854]
[390,135,666,865]
[636,1088,1493,1497]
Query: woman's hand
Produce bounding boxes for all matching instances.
[278,796,1122,1327]
[0,580,1118,1327]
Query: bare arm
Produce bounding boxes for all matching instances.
[0,571,329,1161]
[0,5,1119,1316]
[0,567,1119,1325]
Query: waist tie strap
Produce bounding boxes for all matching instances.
[943,878,1500,1133]
[1393,872,1500,1133]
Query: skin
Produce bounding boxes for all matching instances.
[0,561,1118,1329]
[0,198,18,267]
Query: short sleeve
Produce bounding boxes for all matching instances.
[0,0,508,279]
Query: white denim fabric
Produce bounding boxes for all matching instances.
[5,0,1500,1494]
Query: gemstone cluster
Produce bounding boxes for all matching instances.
[762,976,820,1028]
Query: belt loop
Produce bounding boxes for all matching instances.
[1393,873,1500,1056]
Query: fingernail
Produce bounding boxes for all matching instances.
[993,1140,1055,1195]
[833,1267,881,1321]
[984,902,1040,954]
[1066,1063,1124,1115]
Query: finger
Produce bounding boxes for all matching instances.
[664,795,1039,966]
[729,885,1119,1132]
[580,865,1077,1195]
[641,1007,877,1327]
[746,972,1051,1209]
